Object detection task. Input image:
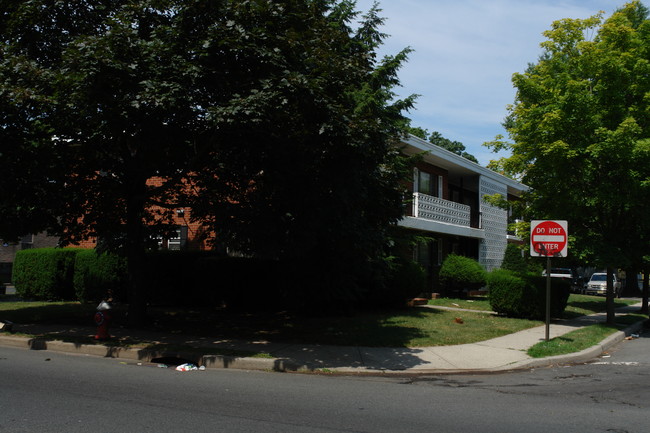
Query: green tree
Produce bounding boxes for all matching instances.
[486,1,650,322]
[1,0,415,319]
[1,1,218,325]
[184,1,416,310]
[428,131,479,163]
[501,243,528,274]
[407,126,429,140]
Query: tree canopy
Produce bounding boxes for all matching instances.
[485,1,650,320]
[0,0,415,321]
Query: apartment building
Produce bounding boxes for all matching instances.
[1,134,526,287]
[399,134,526,286]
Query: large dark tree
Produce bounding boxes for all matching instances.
[1,0,414,321]
[185,1,415,308]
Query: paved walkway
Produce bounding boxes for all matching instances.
[0,303,644,374]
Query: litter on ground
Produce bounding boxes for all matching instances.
[175,363,199,371]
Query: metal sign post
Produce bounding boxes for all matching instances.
[546,256,551,341]
[530,220,568,342]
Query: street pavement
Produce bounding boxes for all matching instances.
[0,300,644,374]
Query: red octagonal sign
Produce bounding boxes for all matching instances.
[530,220,568,257]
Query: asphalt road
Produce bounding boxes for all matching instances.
[1,330,649,433]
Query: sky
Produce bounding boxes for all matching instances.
[353,0,623,166]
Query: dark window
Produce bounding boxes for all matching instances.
[20,234,34,250]
[156,226,188,251]
[417,171,442,197]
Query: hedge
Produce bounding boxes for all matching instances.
[73,250,127,303]
[13,248,81,300]
[488,269,570,320]
[13,248,418,312]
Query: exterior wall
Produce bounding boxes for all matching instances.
[145,176,215,250]
[0,175,217,268]
[1,233,59,263]
[1,233,60,284]
[478,176,509,271]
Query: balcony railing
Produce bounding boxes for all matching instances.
[412,193,472,227]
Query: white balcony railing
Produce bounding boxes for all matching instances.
[412,193,471,227]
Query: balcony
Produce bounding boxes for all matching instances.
[401,193,485,239]
[412,193,471,226]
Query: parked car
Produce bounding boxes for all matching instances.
[542,268,583,292]
[585,273,622,297]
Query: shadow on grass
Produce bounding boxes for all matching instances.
[3,301,443,371]
[0,302,97,324]
[563,299,639,319]
[146,306,441,348]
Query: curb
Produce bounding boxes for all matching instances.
[0,334,291,372]
[497,320,646,372]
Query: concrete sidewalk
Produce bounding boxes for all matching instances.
[0,303,645,374]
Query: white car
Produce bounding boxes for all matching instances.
[541,268,582,292]
[585,273,622,296]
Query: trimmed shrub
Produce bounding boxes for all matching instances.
[73,250,127,303]
[487,269,528,317]
[500,243,528,274]
[12,248,81,300]
[488,269,570,319]
[438,254,487,296]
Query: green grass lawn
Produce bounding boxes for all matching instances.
[428,293,639,318]
[282,309,540,347]
[427,296,492,311]
[0,293,644,350]
[527,314,647,358]
[1,296,540,348]
[145,305,542,347]
[0,299,96,323]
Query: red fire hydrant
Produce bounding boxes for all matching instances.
[94,301,112,340]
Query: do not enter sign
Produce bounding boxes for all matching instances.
[530,220,568,257]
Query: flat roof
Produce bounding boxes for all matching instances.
[402,134,528,196]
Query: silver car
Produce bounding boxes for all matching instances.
[585,273,621,296]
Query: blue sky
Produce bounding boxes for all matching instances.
[353,0,622,165]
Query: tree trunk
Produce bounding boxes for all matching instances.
[125,165,148,328]
[126,238,147,328]
[642,270,649,315]
[606,266,615,325]
[622,267,636,298]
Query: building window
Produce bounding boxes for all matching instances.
[416,240,431,269]
[418,171,432,195]
[415,169,441,197]
[20,234,34,250]
[167,228,182,250]
[155,226,188,251]
[415,238,443,269]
